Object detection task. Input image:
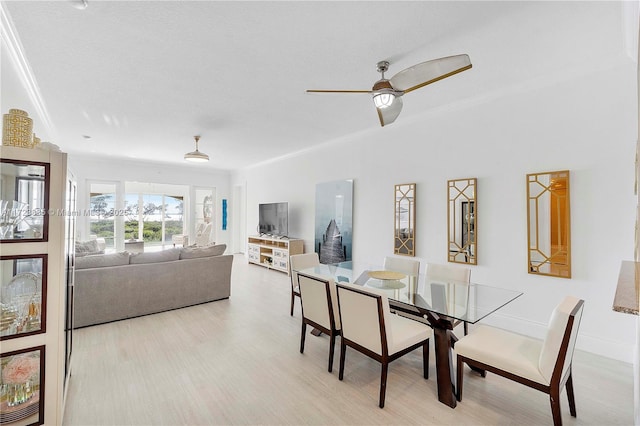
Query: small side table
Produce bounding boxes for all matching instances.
[125,240,144,253]
[172,234,188,247]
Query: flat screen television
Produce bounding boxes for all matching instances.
[259,202,288,237]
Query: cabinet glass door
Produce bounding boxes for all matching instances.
[0,159,50,242]
[64,176,76,385]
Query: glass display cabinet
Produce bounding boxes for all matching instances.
[0,145,72,425]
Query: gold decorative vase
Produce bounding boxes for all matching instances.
[2,109,34,148]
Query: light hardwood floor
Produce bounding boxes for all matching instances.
[63,254,634,425]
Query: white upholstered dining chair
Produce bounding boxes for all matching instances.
[425,263,471,334]
[289,253,320,316]
[455,296,584,426]
[383,256,420,276]
[383,256,425,322]
[426,263,470,283]
[336,282,433,408]
[297,272,341,372]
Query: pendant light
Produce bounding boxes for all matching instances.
[184,135,209,163]
[71,0,89,10]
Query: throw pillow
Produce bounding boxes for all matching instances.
[76,252,130,269]
[75,239,100,257]
[180,244,227,260]
[129,248,181,264]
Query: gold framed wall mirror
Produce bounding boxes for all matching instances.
[394,183,415,256]
[448,178,477,265]
[526,170,571,278]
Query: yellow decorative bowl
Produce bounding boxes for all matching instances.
[368,270,406,280]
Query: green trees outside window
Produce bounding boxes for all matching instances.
[89,192,183,248]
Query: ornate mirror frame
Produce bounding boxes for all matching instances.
[394,183,415,256]
[448,178,477,265]
[526,170,571,278]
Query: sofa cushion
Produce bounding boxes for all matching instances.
[76,252,130,269]
[129,248,181,264]
[180,244,227,259]
[75,239,102,257]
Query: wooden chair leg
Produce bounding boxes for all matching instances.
[379,362,389,408]
[566,371,577,417]
[456,355,464,401]
[328,334,336,372]
[550,388,563,426]
[290,291,295,316]
[423,341,429,379]
[300,322,306,353]
[463,321,468,335]
[338,341,346,380]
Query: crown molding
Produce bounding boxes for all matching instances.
[1,2,55,135]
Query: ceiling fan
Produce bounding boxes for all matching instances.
[307,54,472,127]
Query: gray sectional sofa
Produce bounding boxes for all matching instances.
[73,244,232,328]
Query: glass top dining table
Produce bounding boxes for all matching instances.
[298,261,523,325]
[295,261,523,408]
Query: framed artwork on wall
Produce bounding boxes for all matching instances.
[315,179,353,264]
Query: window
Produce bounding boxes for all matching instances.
[89,183,116,250]
[83,181,210,252]
[124,192,184,249]
[163,195,184,245]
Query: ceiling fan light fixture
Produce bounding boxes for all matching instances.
[184,151,209,163]
[184,135,209,163]
[372,77,397,109]
[71,0,89,10]
[373,92,395,109]
[306,55,472,126]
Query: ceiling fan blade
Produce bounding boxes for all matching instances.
[390,54,472,94]
[376,97,403,127]
[306,90,371,94]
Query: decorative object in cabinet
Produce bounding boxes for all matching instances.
[0,345,45,425]
[0,255,47,340]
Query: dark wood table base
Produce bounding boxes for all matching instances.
[424,310,458,408]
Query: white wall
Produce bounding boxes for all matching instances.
[68,155,232,249]
[232,53,638,362]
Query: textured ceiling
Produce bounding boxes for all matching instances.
[1,1,635,170]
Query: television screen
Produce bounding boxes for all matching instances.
[259,202,288,237]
